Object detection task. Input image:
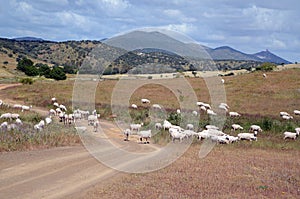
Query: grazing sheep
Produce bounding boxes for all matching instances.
[155,123,162,130]
[200,106,207,112]
[221,78,225,84]
[130,123,143,132]
[249,125,263,132]
[237,131,257,141]
[207,109,217,116]
[218,104,228,112]
[210,135,229,144]
[163,120,172,130]
[0,113,12,120]
[225,135,239,143]
[206,129,225,136]
[282,115,293,120]
[53,102,59,107]
[186,123,194,130]
[59,104,67,111]
[231,124,243,131]
[21,105,32,112]
[51,97,57,102]
[220,103,230,109]
[263,73,267,78]
[49,109,56,116]
[205,125,219,130]
[13,104,22,109]
[192,110,198,116]
[0,99,2,106]
[295,128,300,134]
[280,111,290,116]
[11,113,20,119]
[170,128,185,142]
[198,130,210,140]
[294,110,300,115]
[123,128,131,141]
[229,111,241,117]
[0,121,8,131]
[152,104,162,109]
[141,98,150,104]
[196,101,205,107]
[15,118,23,126]
[34,120,45,131]
[58,112,65,122]
[45,117,52,125]
[283,131,299,140]
[138,130,151,144]
[203,103,211,110]
[73,112,82,121]
[131,104,138,109]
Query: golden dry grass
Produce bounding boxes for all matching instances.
[82,145,300,198]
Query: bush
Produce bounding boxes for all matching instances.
[17,57,34,72]
[49,67,67,80]
[256,62,276,71]
[19,77,34,85]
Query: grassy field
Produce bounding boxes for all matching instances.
[82,145,300,198]
[0,68,299,151]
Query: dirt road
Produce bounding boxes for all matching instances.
[0,119,161,199]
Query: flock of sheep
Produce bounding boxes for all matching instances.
[124,97,300,144]
[1,90,299,145]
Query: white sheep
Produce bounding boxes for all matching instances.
[237,131,257,141]
[45,117,52,125]
[229,111,241,117]
[186,123,194,130]
[283,131,299,140]
[88,115,98,126]
[170,128,185,142]
[196,101,205,107]
[155,122,162,130]
[0,121,8,131]
[59,104,67,111]
[13,104,22,109]
[200,106,207,112]
[198,130,210,140]
[205,125,219,130]
[0,99,3,106]
[225,135,239,143]
[49,109,56,116]
[207,109,217,116]
[249,125,262,133]
[220,103,230,109]
[176,109,181,114]
[218,104,228,112]
[51,97,57,102]
[294,110,300,115]
[138,130,151,143]
[123,128,131,141]
[131,104,138,109]
[221,78,225,84]
[11,113,20,119]
[192,110,198,116]
[282,115,293,120]
[53,102,59,107]
[280,111,290,117]
[231,124,243,131]
[163,120,172,130]
[130,123,143,132]
[210,135,229,144]
[93,120,99,132]
[0,113,12,120]
[152,104,162,109]
[263,73,267,78]
[22,105,32,112]
[141,98,150,104]
[295,128,300,134]
[15,118,23,126]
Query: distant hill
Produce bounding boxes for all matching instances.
[0,31,291,75]
[13,37,45,42]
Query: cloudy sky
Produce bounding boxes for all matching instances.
[0,0,299,62]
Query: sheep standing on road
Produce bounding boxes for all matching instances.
[138,130,151,144]
[123,128,131,141]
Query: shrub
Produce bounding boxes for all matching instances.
[19,77,34,85]
[256,62,276,71]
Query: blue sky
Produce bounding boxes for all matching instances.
[0,0,299,62]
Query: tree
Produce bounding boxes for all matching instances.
[63,65,76,74]
[36,63,51,77]
[24,65,39,76]
[17,57,34,72]
[256,62,276,71]
[192,71,197,77]
[49,67,66,80]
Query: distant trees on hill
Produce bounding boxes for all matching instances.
[16,57,67,80]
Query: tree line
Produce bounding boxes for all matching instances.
[16,57,76,80]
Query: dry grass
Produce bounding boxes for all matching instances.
[82,145,300,198]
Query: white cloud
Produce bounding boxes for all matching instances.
[162,23,196,34]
